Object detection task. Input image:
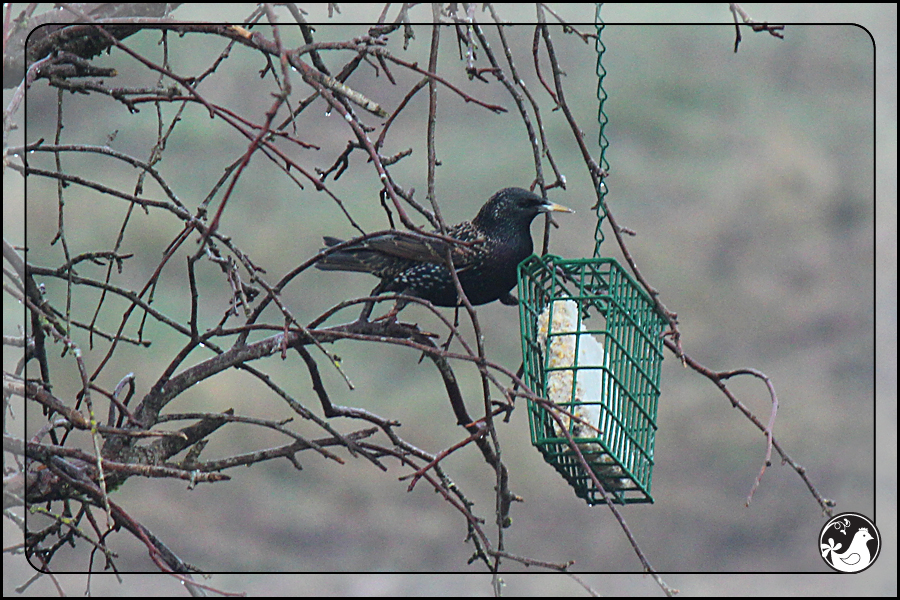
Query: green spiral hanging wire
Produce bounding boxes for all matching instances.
[518,9,665,503]
[593,3,609,259]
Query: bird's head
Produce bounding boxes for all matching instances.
[474,187,573,234]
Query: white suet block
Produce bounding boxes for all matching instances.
[537,299,628,489]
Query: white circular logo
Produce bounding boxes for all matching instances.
[819,512,881,573]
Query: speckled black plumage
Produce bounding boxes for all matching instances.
[315,187,572,307]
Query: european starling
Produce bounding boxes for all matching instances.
[315,187,573,307]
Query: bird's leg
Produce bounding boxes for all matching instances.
[357,281,388,323]
[440,306,461,351]
[374,297,408,323]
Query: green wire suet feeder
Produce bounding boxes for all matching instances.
[517,255,664,504]
[516,9,665,505]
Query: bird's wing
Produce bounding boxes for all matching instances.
[366,232,476,267]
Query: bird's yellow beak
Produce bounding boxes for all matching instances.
[540,201,574,214]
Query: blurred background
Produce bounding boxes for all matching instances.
[4,3,894,596]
